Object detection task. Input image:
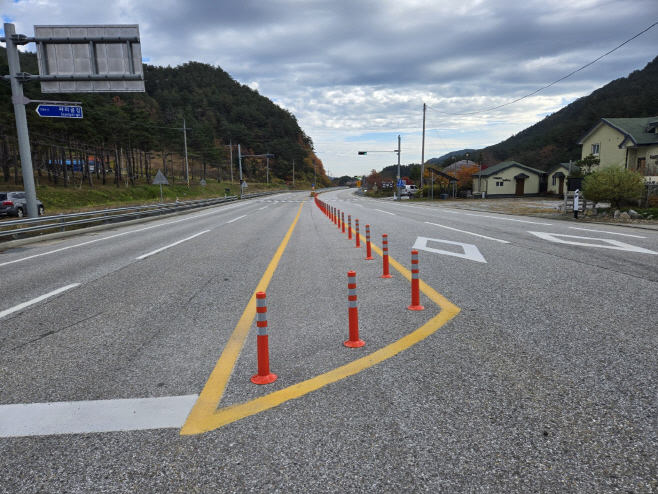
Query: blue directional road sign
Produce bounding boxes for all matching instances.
[35,105,83,118]
[397,179,404,187]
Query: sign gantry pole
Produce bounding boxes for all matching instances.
[4,23,39,218]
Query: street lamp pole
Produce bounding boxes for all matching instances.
[421,103,426,195]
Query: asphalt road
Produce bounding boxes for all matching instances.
[0,188,656,492]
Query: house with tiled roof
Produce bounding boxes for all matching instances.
[472,161,544,197]
[577,117,658,182]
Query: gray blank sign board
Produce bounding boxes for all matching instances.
[34,25,145,93]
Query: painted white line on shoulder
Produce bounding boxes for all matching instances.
[0,284,80,319]
[424,222,510,244]
[373,209,396,216]
[136,230,210,260]
[0,395,199,437]
[227,215,247,223]
[568,227,646,238]
[464,214,552,225]
[258,206,269,210]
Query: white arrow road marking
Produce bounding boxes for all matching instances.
[0,284,80,319]
[425,222,510,244]
[528,232,658,254]
[412,237,487,263]
[0,395,199,437]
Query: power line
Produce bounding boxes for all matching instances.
[426,21,658,116]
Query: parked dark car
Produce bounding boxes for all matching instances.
[0,191,45,218]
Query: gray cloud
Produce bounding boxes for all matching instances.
[3,0,657,175]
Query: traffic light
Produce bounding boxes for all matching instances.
[358,151,367,155]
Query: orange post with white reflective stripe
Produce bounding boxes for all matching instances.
[347,215,352,240]
[251,292,278,384]
[342,213,346,234]
[344,271,365,348]
[365,225,374,259]
[337,209,341,229]
[381,234,392,278]
[355,219,361,248]
[407,250,424,311]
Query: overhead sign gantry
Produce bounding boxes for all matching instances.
[1,22,145,217]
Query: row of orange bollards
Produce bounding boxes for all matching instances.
[249,196,424,385]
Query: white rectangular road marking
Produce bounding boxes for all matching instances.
[425,222,510,244]
[373,209,396,216]
[136,230,210,260]
[464,214,552,225]
[227,215,247,223]
[0,395,199,437]
[568,227,646,238]
[0,284,80,319]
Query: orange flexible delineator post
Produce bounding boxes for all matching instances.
[251,292,278,385]
[365,225,374,259]
[342,213,346,234]
[381,234,392,278]
[344,271,365,348]
[338,209,341,229]
[355,219,361,248]
[348,215,352,240]
[407,250,425,311]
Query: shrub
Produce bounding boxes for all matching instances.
[582,167,645,209]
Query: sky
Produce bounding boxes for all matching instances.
[2,0,657,177]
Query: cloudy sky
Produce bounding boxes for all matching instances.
[2,0,657,177]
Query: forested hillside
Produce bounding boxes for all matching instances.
[0,47,329,187]
[479,55,658,169]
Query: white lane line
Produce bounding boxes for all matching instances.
[464,214,552,225]
[258,206,269,210]
[0,204,248,269]
[424,222,510,244]
[227,215,247,223]
[136,230,210,260]
[0,395,199,437]
[0,284,80,319]
[568,227,646,238]
[373,209,396,216]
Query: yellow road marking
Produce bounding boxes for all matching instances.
[181,205,460,435]
[181,202,304,433]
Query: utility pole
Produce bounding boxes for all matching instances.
[238,144,243,199]
[266,151,269,185]
[396,135,402,202]
[183,119,189,186]
[230,140,233,183]
[421,103,426,195]
[292,159,295,187]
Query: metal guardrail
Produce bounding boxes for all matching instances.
[0,189,286,241]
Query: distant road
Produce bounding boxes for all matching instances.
[1,189,656,492]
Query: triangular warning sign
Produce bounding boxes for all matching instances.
[152,170,169,185]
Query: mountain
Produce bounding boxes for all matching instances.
[426,149,477,166]
[427,56,658,170]
[0,47,329,186]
